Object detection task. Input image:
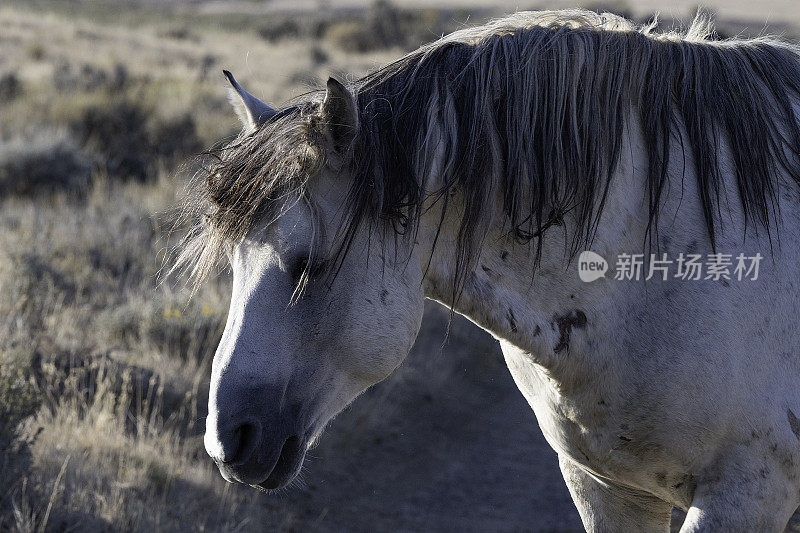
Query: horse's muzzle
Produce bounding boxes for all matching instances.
[205,404,308,489]
[212,430,307,489]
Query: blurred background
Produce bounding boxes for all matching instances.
[0,1,798,531]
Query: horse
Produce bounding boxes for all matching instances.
[177,10,800,531]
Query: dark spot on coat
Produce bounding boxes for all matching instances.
[788,409,800,439]
[501,250,509,261]
[380,289,389,305]
[481,264,501,281]
[507,308,518,333]
[552,309,587,353]
[671,474,696,506]
[533,325,541,336]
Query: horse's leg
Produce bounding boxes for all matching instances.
[679,451,798,532]
[559,455,672,533]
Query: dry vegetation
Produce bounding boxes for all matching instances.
[1,1,798,531]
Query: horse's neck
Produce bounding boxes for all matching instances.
[417,119,652,367]
[417,102,800,400]
[420,210,610,364]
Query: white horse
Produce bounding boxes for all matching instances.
[180,10,800,531]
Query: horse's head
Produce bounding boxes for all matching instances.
[195,73,426,490]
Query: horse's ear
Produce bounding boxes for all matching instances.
[223,70,276,130]
[321,77,358,152]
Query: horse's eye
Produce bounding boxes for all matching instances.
[290,257,310,285]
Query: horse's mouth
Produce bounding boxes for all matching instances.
[254,435,305,490]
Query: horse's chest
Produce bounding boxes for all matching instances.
[501,342,697,507]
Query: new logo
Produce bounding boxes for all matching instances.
[578,251,608,282]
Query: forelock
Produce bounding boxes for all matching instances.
[175,101,327,285]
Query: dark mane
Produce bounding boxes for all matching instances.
[347,10,800,288]
[179,10,800,293]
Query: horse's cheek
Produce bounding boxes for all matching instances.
[330,286,423,386]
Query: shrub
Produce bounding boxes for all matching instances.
[197,54,217,80]
[326,20,372,53]
[70,101,151,181]
[52,62,128,93]
[0,132,94,197]
[161,26,194,41]
[69,101,201,182]
[0,347,42,530]
[325,0,461,52]
[257,18,301,42]
[144,302,224,364]
[0,73,21,102]
[28,42,45,61]
[151,114,203,165]
[0,349,41,452]
[32,349,168,424]
[101,297,224,365]
[310,45,329,66]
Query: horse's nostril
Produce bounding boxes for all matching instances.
[223,420,261,465]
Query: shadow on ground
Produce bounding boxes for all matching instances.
[254,305,584,532]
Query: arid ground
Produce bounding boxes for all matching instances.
[1,1,799,531]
